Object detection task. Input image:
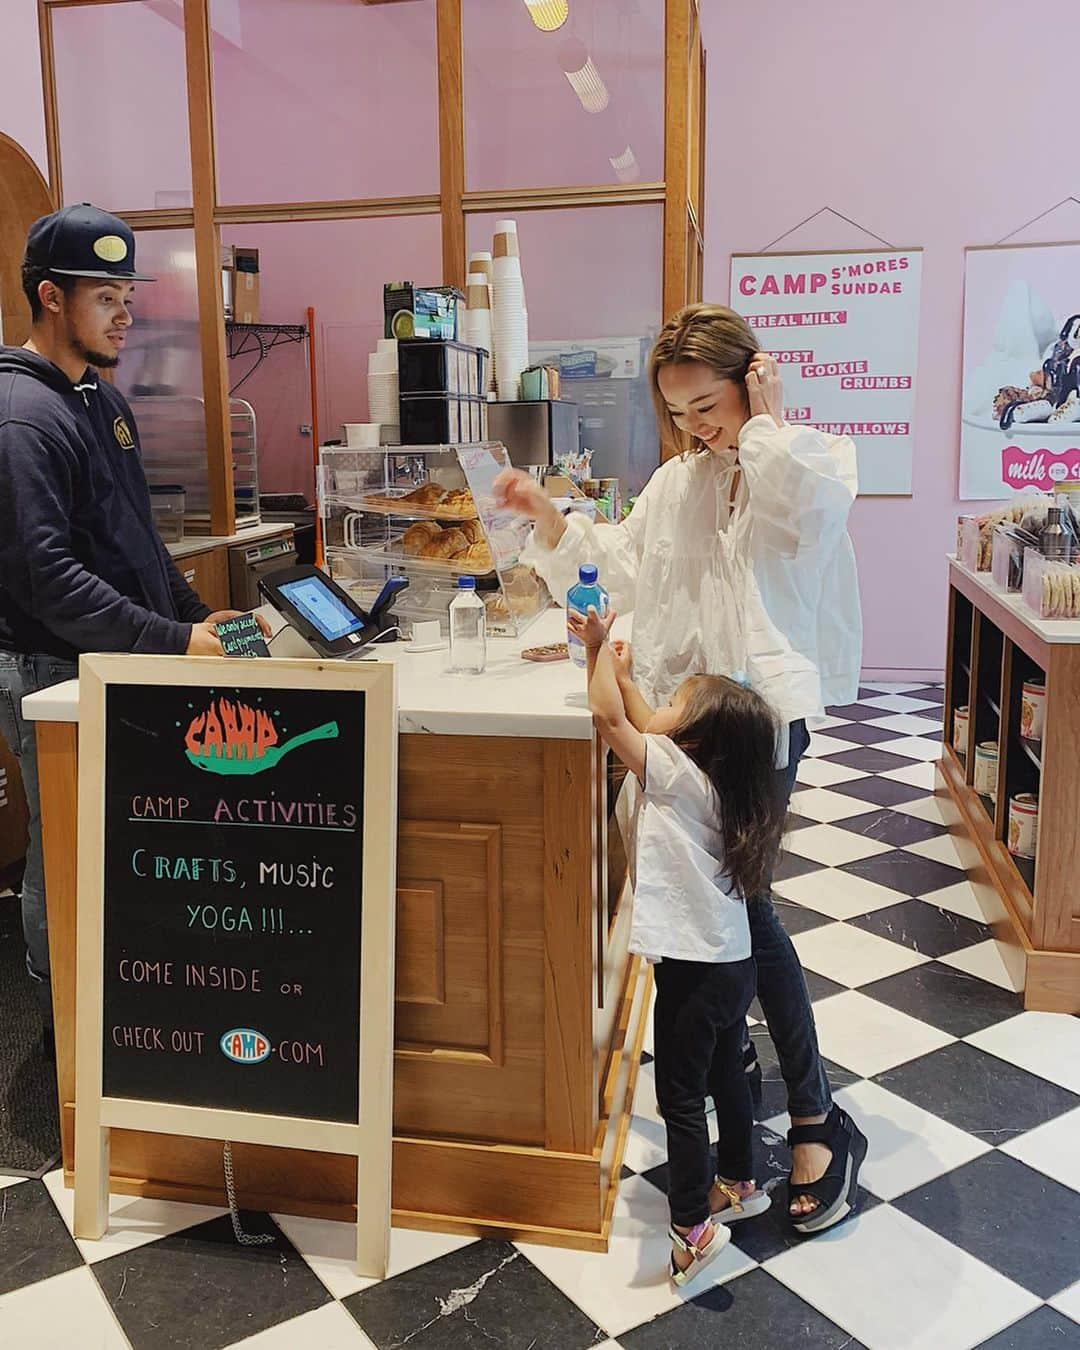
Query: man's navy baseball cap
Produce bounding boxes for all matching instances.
[24,203,155,282]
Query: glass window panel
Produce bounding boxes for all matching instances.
[211,0,439,206]
[467,205,661,495]
[53,2,192,210]
[112,230,210,515]
[463,0,664,192]
[221,214,441,499]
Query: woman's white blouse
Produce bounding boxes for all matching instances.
[523,415,862,725]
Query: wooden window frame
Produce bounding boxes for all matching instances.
[39,0,705,532]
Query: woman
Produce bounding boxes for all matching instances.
[495,303,867,1232]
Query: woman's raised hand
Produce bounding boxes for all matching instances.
[567,605,617,649]
[746,353,785,428]
[493,468,552,520]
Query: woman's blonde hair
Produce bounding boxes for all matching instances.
[648,303,760,455]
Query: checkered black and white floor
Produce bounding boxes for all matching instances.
[2,684,1079,1349]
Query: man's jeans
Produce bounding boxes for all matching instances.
[0,652,78,1024]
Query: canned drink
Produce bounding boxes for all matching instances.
[1020,679,1046,742]
[953,705,970,753]
[974,741,999,801]
[1008,792,1038,859]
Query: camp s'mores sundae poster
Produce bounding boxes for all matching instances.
[961,243,1080,499]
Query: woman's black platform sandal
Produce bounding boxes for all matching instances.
[787,1104,868,1235]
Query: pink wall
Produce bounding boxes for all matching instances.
[0,0,48,176]
[699,0,1080,677]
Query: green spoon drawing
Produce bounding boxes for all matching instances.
[186,720,340,776]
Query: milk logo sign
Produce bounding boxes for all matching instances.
[220,1028,272,1065]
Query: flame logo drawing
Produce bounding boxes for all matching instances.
[184,697,339,776]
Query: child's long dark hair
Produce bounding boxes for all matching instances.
[671,675,785,900]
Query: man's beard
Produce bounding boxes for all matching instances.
[72,335,119,369]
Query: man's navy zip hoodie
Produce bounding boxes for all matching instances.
[0,347,210,661]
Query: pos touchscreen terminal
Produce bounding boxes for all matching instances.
[258,564,408,658]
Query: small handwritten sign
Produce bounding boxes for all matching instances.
[215,613,270,659]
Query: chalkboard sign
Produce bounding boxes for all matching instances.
[102,681,365,1121]
[75,655,397,1277]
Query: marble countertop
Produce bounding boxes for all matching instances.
[21,609,617,741]
[950,556,1080,644]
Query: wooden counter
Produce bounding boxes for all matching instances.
[24,614,648,1250]
[942,559,1080,1012]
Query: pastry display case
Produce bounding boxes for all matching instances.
[318,442,550,639]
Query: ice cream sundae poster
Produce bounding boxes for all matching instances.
[730,250,922,495]
[960,243,1080,499]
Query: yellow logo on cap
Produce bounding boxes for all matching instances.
[113,416,134,450]
[93,235,128,263]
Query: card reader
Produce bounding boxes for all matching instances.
[258,564,409,659]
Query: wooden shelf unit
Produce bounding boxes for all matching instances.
[943,560,1080,1012]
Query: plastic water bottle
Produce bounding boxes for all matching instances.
[448,575,487,673]
[567,563,609,668]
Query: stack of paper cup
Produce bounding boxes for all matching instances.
[491,220,528,401]
[467,251,496,393]
[464,271,494,395]
[368,345,399,445]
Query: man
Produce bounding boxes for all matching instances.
[0,203,244,1041]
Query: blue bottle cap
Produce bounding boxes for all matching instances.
[579,563,598,585]
[457,574,476,589]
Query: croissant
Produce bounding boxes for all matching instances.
[402,521,442,554]
[403,482,446,506]
[459,519,485,545]
[441,489,476,516]
[420,527,468,559]
[454,542,494,571]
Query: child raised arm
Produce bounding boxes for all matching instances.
[567,606,647,781]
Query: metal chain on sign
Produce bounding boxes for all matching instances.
[222,1141,275,1246]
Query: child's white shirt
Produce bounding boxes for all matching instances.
[629,734,752,965]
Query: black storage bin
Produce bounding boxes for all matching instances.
[399,394,488,445]
[398,339,484,397]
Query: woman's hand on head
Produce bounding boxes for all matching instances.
[746,353,784,428]
[567,605,616,648]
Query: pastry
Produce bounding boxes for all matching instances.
[522,643,569,663]
[420,527,467,559]
[454,542,493,571]
[440,488,476,516]
[460,519,485,545]
[402,483,447,506]
[402,521,442,554]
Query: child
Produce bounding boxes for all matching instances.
[568,605,784,1286]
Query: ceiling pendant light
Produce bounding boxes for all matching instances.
[523,0,569,32]
[558,36,610,114]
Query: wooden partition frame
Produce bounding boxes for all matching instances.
[37,0,706,531]
[73,654,398,1276]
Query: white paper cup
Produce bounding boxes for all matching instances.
[344,423,380,448]
[368,352,397,375]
